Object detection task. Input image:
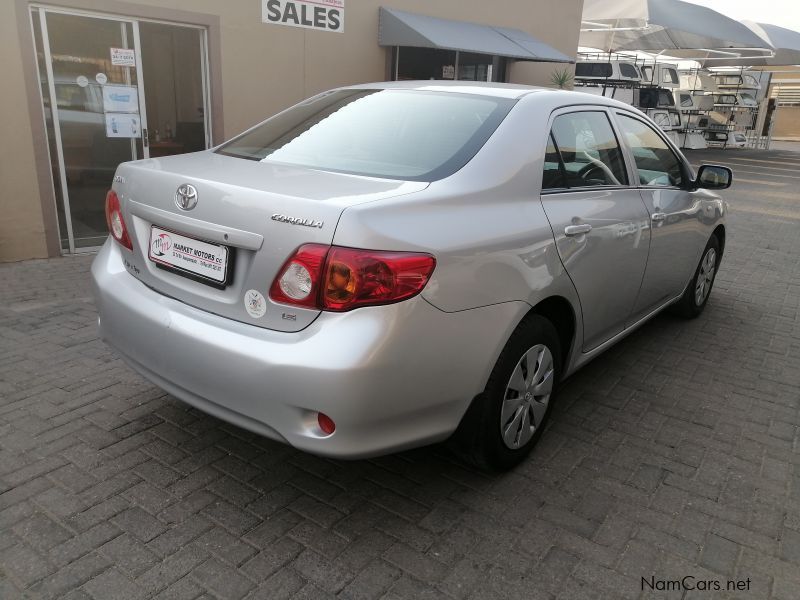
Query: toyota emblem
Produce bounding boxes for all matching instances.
[175,184,198,211]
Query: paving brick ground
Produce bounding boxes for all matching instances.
[1,146,800,599]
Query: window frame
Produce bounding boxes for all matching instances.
[540,106,633,195]
[611,109,693,191]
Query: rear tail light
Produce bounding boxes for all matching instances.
[105,190,133,251]
[269,244,328,309]
[269,244,435,312]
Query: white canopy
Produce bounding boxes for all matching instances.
[581,0,769,54]
[696,22,800,67]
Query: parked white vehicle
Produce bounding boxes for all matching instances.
[729,131,748,148]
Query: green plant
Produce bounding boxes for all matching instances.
[550,68,574,89]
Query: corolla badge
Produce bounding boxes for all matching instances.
[271,213,324,228]
[175,184,198,211]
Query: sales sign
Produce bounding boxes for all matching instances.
[262,0,344,33]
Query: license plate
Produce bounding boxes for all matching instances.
[148,226,229,284]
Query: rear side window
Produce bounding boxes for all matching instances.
[542,133,566,190]
[617,114,683,187]
[680,94,693,107]
[641,65,654,82]
[217,89,515,181]
[547,111,628,189]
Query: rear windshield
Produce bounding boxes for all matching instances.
[217,89,516,181]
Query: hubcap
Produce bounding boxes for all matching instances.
[694,247,716,306]
[500,344,554,450]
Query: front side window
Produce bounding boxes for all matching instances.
[618,114,683,187]
[548,111,627,188]
[217,89,515,181]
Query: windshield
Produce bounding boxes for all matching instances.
[217,89,516,181]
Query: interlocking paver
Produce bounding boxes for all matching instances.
[2,147,800,598]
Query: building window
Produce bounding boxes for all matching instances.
[394,47,505,82]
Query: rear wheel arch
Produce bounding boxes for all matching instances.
[526,295,577,372]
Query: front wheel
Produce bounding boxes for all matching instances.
[671,235,720,318]
[456,315,562,471]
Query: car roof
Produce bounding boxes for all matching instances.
[338,80,552,100]
[337,81,638,111]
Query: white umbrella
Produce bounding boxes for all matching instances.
[696,22,800,67]
[581,0,770,55]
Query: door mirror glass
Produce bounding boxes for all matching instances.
[695,165,732,190]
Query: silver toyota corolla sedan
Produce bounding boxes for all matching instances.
[92,81,731,470]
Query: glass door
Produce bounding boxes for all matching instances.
[33,9,146,251]
[138,22,209,158]
[31,6,211,253]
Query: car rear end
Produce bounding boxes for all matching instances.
[92,84,525,458]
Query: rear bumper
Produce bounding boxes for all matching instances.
[91,241,526,458]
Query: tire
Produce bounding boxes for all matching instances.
[455,314,562,471]
[670,235,720,319]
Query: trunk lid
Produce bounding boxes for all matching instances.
[114,151,428,332]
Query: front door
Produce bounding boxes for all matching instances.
[540,109,651,351]
[31,7,210,253]
[612,112,705,322]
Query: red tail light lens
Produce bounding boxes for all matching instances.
[269,245,435,312]
[322,247,436,311]
[105,190,133,250]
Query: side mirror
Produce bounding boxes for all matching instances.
[694,164,732,190]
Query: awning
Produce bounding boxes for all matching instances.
[378,8,573,63]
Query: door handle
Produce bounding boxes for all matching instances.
[564,224,592,236]
[142,128,148,147]
[651,212,667,222]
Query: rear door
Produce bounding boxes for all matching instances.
[539,108,651,352]
[612,111,706,322]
